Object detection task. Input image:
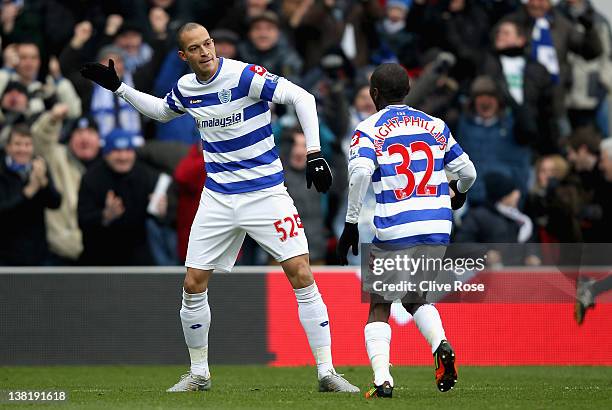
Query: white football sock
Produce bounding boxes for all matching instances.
[180,289,211,378]
[294,282,334,379]
[364,321,393,387]
[412,304,446,354]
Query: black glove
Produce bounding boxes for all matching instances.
[306,151,333,193]
[337,222,359,265]
[449,180,467,210]
[80,59,122,92]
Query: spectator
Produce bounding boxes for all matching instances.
[0,42,82,120]
[557,0,612,136]
[136,139,191,265]
[454,171,539,266]
[60,14,171,121]
[288,0,383,72]
[142,1,191,43]
[480,19,555,154]
[114,17,173,91]
[456,76,531,205]
[524,154,583,243]
[78,128,161,265]
[238,11,303,82]
[58,20,96,112]
[407,0,491,86]
[404,49,461,129]
[504,0,603,137]
[174,141,206,264]
[112,22,153,74]
[566,126,607,241]
[2,43,20,71]
[374,0,420,68]
[0,81,30,145]
[596,138,612,233]
[281,128,325,264]
[89,45,142,138]
[211,29,240,60]
[339,84,377,159]
[0,124,61,265]
[566,126,604,195]
[0,0,44,50]
[218,0,275,39]
[31,109,102,264]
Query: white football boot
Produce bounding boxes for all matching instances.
[166,373,211,392]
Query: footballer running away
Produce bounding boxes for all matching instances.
[337,63,477,398]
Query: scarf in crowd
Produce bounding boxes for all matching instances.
[498,47,526,104]
[531,16,560,84]
[5,155,31,181]
[496,203,533,243]
[90,71,141,139]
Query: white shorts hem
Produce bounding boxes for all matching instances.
[185,261,234,273]
[276,250,309,263]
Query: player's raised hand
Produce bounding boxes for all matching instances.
[337,222,359,265]
[306,151,332,193]
[80,59,121,92]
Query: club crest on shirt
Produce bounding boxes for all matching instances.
[218,88,232,104]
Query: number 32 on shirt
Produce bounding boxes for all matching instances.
[389,141,438,200]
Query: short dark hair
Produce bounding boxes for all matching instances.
[497,18,527,39]
[567,126,602,155]
[7,123,32,144]
[176,22,205,51]
[370,63,411,102]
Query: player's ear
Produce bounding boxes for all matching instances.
[177,50,187,62]
[370,87,379,106]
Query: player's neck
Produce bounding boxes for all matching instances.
[195,58,220,83]
[377,99,404,111]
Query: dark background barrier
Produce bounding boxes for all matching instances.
[2,266,611,366]
[0,268,272,365]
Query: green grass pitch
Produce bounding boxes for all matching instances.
[1,365,610,409]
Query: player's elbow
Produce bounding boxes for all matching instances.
[457,162,477,192]
[294,88,315,107]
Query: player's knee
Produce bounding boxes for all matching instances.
[293,266,313,288]
[283,255,313,288]
[183,268,210,294]
[402,302,426,316]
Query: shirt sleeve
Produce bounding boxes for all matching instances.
[244,63,321,152]
[348,129,378,174]
[443,128,471,173]
[164,83,187,115]
[245,64,281,102]
[115,82,184,123]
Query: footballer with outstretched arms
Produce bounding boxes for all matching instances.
[80,22,359,393]
[337,64,477,398]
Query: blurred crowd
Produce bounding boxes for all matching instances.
[1,0,612,267]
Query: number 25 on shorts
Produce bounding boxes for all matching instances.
[273,214,303,242]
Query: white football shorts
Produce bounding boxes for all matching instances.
[185,183,309,272]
